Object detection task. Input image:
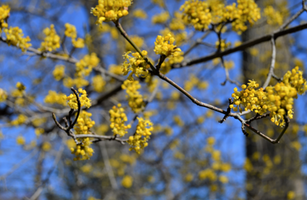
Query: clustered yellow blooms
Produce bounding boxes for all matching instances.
[109,104,131,137]
[11,114,27,126]
[1,5,31,51]
[74,111,96,135]
[180,0,261,33]
[70,137,94,161]
[231,67,307,127]
[160,27,187,47]
[92,75,106,92]
[154,34,182,58]
[39,24,60,52]
[263,6,283,26]
[152,11,170,24]
[44,90,67,106]
[64,23,85,48]
[0,5,10,31]
[91,0,132,23]
[127,117,153,154]
[3,27,32,52]
[53,65,65,81]
[75,53,100,77]
[122,175,133,188]
[66,89,94,160]
[67,88,91,110]
[122,50,151,80]
[121,80,145,113]
[180,1,212,30]
[232,0,261,33]
[215,39,231,51]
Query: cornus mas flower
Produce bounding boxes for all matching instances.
[109,104,131,137]
[154,34,182,57]
[230,67,307,127]
[4,27,31,52]
[75,53,100,77]
[39,24,60,52]
[0,5,10,31]
[91,0,132,23]
[122,50,151,80]
[180,0,212,30]
[121,80,145,113]
[180,0,260,34]
[64,23,84,48]
[66,88,91,110]
[127,117,153,154]
[70,137,94,161]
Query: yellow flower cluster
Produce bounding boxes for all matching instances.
[44,90,67,106]
[64,23,85,48]
[122,50,151,80]
[53,65,65,81]
[75,53,100,77]
[3,27,31,52]
[74,111,95,135]
[67,88,91,110]
[152,11,170,24]
[70,137,94,160]
[0,5,10,31]
[232,0,261,33]
[263,6,283,26]
[180,0,212,30]
[231,67,307,127]
[92,75,105,92]
[215,39,231,51]
[11,114,27,126]
[127,117,153,154]
[109,104,131,137]
[180,0,261,33]
[91,0,132,23]
[0,88,7,102]
[39,24,60,52]
[64,23,77,39]
[154,34,182,58]
[121,80,145,113]
[122,175,133,188]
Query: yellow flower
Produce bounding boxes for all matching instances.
[154,34,182,57]
[122,175,133,188]
[39,24,60,52]
[109,104,131,137]
[16,135,25,145]
[4,27,31,51]
[91,0,132,23]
